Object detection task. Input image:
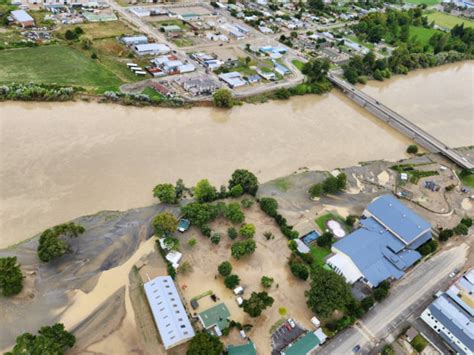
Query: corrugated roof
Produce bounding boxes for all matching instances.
[198,303,230,331]
[11,10,34,23]
[283,332,320,355]
[227,341,257,355]
[366,195,431,245]
[143,276,195,349]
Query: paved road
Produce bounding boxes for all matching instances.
[317,243,468,355]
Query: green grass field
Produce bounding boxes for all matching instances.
[315,212,348,232]
[292,59,305,71]
[0,45,123,92]
[426,11,474,29]
[409,26,440,46]
[460,174,474,188]
[404,0,440,5]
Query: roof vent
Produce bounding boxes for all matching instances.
[403,214,406,218]
[389,203,393,207]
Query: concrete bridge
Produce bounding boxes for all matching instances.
[328,73,474,170]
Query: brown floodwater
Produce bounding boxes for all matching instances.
[0,62,472,248]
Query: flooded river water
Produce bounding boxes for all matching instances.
[0,62,473,248]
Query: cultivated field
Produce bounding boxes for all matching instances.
[426,11,474,29]
[0,45,122,91]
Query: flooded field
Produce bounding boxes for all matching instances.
[0,62,473,248]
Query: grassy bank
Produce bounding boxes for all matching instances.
[0,45,123,92]
[426,11,474,29]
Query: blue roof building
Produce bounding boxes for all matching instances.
[327,195,431,287]
[421,269,474,355]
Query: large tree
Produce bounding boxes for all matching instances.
[153,183,177,204]
[218,261,232,277]
[153,212,178,237]
[37,223,85,262]
[242,291,274,317]
[224,203,245,225]
[305,267,354,318]
[194,179,217,203]
[228,169,259,196]
[186,331,223,355]
[181,202,213,227]
[6,323,75,355]
[212,88,233,108]
[0,256,24,297]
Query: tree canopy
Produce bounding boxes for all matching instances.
[218,261,232,277]
[228,169,259,196]
[186,331,223,355]
[231,239,256,260]
[194,179,217,203]
[224,203,245,225]
[224,274,240,289]
[212,88,234,108]
[242,291,274,317]
[0,256,24,297]
[153,212,178,237]
[239,223,256,239]
[6,323,75,355]
[305,267,354,318]
[153,183,177,204]
[259,197,278,217]
[37,223,85,262]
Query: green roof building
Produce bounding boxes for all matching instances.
[282,331,320,355]
[227,341,257,355]
[198,303,230,336]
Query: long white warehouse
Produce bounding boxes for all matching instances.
[143,276,195,349]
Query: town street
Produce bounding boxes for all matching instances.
[317,243,469,355]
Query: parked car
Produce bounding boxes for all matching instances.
[352,345,361,353]
[288,318,296,328]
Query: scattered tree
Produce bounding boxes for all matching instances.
[177,261,192,274]
[345,215,357,227]
[37,223,85,262]
[461,217,473,228]
[186,331,223,355]
[242,291,274,317]
[407,144,419,154]
[153,183,177,204]
[194,179,217,203]
[309,183,323,198]
[224,274,240,289]
[6,323,75,355]
[316,231,333,248]
[213,88,234,108]
[438,228,454,241]
[225,203,245,224]
[259,197,278,217]
[64,30,78,41]
[231,239,256,259]
[0,256,24,297]
[228,169,259,196]
[229,184,244,198]
[454,222,469,235]
[361,296,375,311]
[261,276,274,288]
[305,267,354,318]
[153,212,178,237]
[218,261,232,277]
[227,227,238,240]
[241,198,254,209]
[210,233,221,245]
[290,262,309,281]
[239,223,256,239]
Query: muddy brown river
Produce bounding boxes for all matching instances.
[0,62,473,248]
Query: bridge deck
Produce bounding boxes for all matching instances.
[328,74,474,170]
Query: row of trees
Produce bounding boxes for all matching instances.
[438,217,472,241]
[0,83,75,102]
[309,172,347,198]
[153,169,259,204]
[259,197,299,239]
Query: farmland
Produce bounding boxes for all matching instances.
[0,45,123,92]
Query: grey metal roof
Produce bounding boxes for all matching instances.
[11,10,34,23]
[366,195,431,245]
[333,216,422,287]
[428,294,474,352]
[143,276,195,349]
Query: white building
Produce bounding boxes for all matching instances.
[421,269,474,355]
[218,72,246,88]
[134,43,170,56]
[143,276,195,350]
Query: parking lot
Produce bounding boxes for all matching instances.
[271,320,306,355]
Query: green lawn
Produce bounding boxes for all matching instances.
[0,45,123,92]
[404,0,440,5]
[310,245,331,266]
[315,212,348,232]
[460,173,474,188]
[292,59,305,71]
[409,26,440,46]
[426,11,474,29]
[142,87,164,100]
[58,21,134,40]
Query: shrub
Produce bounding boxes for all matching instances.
[261,276,274,288]
[438,228,454,241]
[64,29,78,40]
[187,238,197,248]
[210,233,221,245]
[290,262,309,280]
[259,197,278,217]
[227,227,238,240]
[263,231,273,240]
[229,184,244,197]
[316,232,333,248]
[454,223,469,236]
[224,274,240,289]
[407,145,419,154]
[345,215,357,226]
[218,261,232,277]
[361,296,374,311]
[231,239,257,260]
[309,183,323,198]
[374,287,389,301]
[225,203,245,224]
[461,217,473,227]
[240,224,256,239]
[194,179,217,203]
[201,224,212,238]
[241,198,254,209]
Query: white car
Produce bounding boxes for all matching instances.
[288,318,296,328]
